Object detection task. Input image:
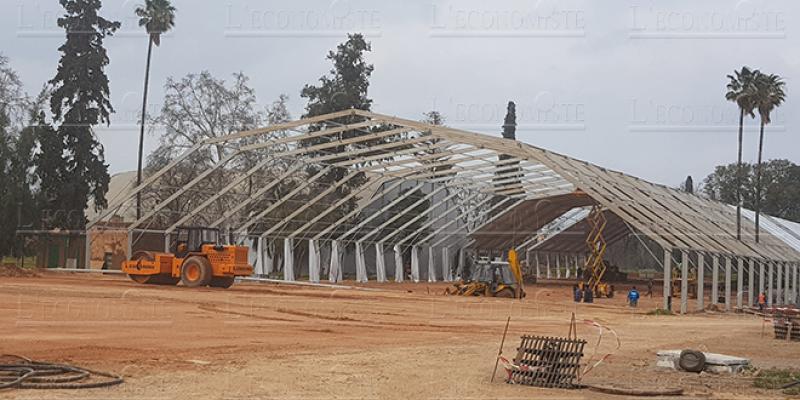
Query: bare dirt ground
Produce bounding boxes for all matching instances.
[1,272,798,399]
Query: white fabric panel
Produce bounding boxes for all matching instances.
[329,240,341,283]
[442,247,452,282]
[375,243,387,282]
[546,254,551,279]
[535,253,541,279]
[411,246,420,283]
[393,245,404,282]
[309,239,320,283]
[355,241,368,283]
[265,239,274,275]
[255,237,264,276]
[427,247,437,282]
[556,255,561,279]
[283,238,295,281]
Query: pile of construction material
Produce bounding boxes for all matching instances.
[656,350,751,374]
[773,310,800,341]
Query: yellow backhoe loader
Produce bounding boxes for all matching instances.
[445,249,525,299]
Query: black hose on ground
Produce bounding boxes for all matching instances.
[0,355,123,390]
[586,384,684,397]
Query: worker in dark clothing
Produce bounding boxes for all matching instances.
[583,285,594,303]
[646,278,654,297]
[573,284,582,302]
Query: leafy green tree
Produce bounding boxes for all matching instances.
[752,73,786,242]
[0,57,49,256]
[422,111,444,126]
[299,34,381,237]
[725,66,759,240]
[703,160,800,224]
[146,71,270,228]
[134,0,177,220]
[48,0,120,229]
[302,33,373,119]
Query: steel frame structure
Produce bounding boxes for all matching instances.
[88,109,800,310]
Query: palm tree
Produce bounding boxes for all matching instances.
[753,73,786,243]
[134,0,176,219]
[725,67,759,240]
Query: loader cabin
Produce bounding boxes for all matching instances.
[172,227,224,258]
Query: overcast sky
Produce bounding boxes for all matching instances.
[1,0,798,187]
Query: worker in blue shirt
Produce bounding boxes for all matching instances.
[628,286,640,308]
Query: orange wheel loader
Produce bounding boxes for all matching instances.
[122,227,254,288]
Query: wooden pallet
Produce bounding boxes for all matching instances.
[511,335,586,389]
[774,317,800,341]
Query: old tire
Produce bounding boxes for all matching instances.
[209,276,235,289]
[679,350,706,373]
[181,256,212,287]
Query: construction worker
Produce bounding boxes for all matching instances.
[583,285,594,303]
[646,278,654,297]
[758,292,767,311]
[573,284,582,302]
[628,286,640,308]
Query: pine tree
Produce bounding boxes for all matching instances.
[299,34,378,235]
[683,176,694,194]
[495,101,523,197]
[48,0,120,229]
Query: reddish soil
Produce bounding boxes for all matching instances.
[1,272,797,399]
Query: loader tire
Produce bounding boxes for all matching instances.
[494,288,515,298]
[209,276,235,289]
[678,350,706,373]
[181,256,212,287]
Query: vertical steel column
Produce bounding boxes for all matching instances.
[748,258,754,307]
[768,261,774,307]
[785,262,791,305]
[759,261,765,304]
[696,252,704,311]
[711,255,719,305]
[724,257,732,311]
[792,264,800,304]
[442,247,452,282]
[736,258,744,309]
[457,247,465,279]
[680,251,688,315]
[663,249,672,311]
[84,229,92,269]
[777,261,784,305]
